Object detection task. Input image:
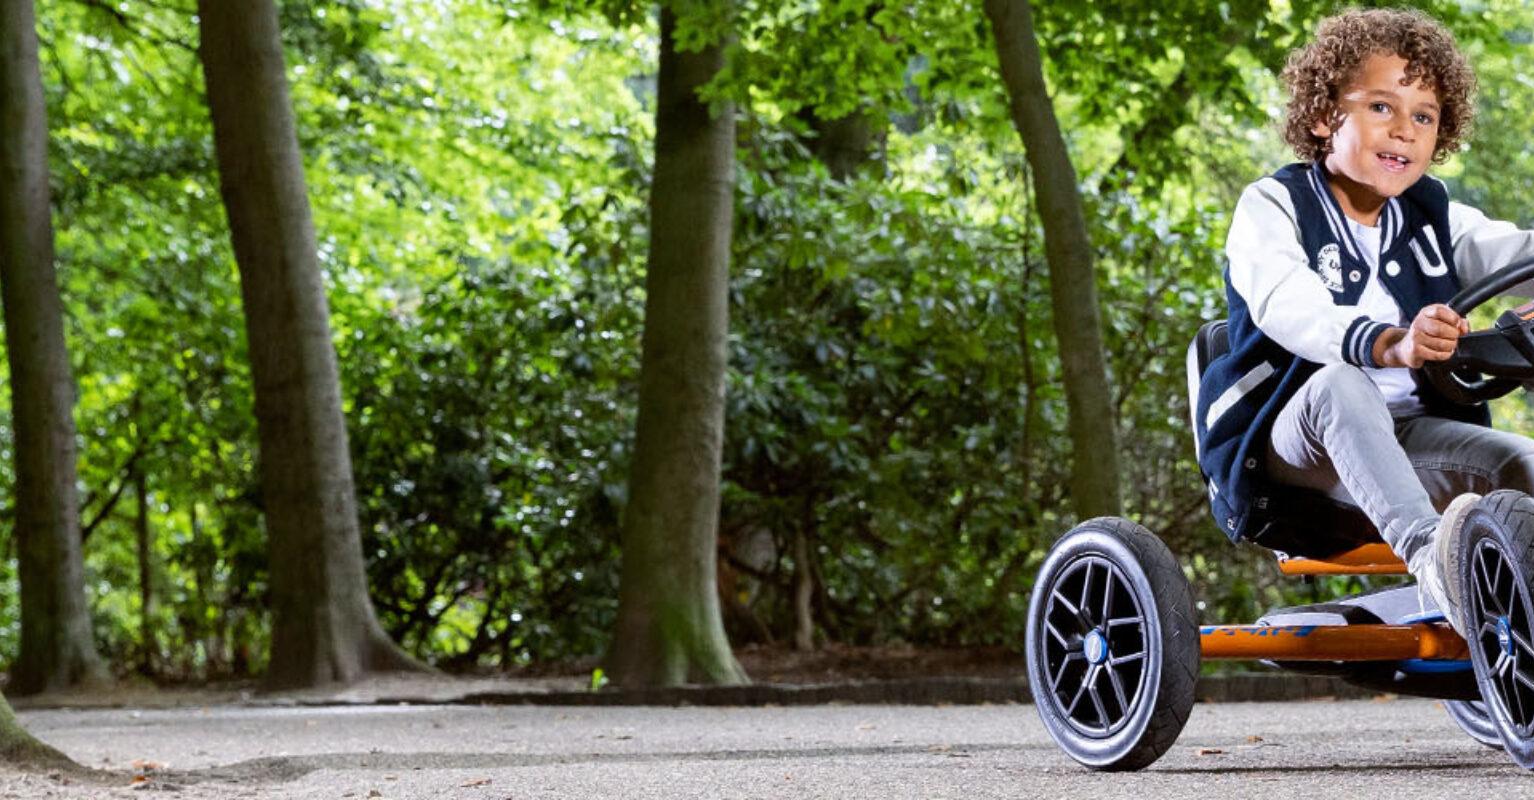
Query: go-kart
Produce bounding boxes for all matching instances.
[1025,257,1534,770]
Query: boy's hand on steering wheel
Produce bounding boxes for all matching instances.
[1374,304,1470,369]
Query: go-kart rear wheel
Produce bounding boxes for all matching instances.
[1459,491,1534,767]
[1025,517,1199,770]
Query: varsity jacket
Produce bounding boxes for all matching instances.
[1196,162,1534,543]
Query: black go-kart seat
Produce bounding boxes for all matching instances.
[1186,320,1384,559]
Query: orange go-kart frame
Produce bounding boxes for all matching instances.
[1199,544,1469,662]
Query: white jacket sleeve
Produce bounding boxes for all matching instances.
[1449,201,1534,298]
[1226,179,1390,367]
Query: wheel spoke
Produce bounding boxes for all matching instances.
[1050,651,1084,691]
[1513,662,1534,693]
[1477,548,1505,617]
[1089,681,1110,728]
[1474,567,1494,622]
[1514,629,1534,662]
[1101,568,1116,623]
[1079,563,1096,624]
[1500,669,1523,724]
[1052,589,1081,620]
[1045,621,1071,650]
[1495,552,1515,618]
[1065,665,1094,716]
[1105,616,1142,628]
[1512,663,1531,726]
[1495,650,1513,680]
[1106,662,1131,714]
[1110,650,1145,667]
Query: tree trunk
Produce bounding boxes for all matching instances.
[984,0,1121,518]
[196,0,426,689]
[0,691,72,771]
[791,529,815,651]
[0,0,109,696]
[798,107,884,180]
[606,5,747,688]
[135,469,155,675]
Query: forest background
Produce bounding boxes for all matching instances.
[9,0,1534,685]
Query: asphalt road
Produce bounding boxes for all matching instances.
[7,698,1530,798]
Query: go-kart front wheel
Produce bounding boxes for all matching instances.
[1443,700,1502,750]
[1026,517,1199,770]
[1459,490,1534,767]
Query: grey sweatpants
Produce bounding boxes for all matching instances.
[1266,363,1534,564]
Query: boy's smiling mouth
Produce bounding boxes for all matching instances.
[1377,152,1412,172]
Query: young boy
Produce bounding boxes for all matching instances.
[1195,8,1534,635]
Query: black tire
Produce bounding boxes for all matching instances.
[1458,490,1534,767]
[1444,700,1503,750]
[1025,517,1200,771]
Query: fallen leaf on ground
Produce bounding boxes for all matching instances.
[856,723,875,731]
[460,778,492,787]
[131,759,166,772]
[1245,735,1264,743]
[1196,748,1225,756]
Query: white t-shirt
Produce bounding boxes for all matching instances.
[1347,217,1424,417]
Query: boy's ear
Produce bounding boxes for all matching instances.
[1312,106,1344,141]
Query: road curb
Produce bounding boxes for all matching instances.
[9,673,1383,712]
[427,673,1378,708]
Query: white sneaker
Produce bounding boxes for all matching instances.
[1410,493,1482,637]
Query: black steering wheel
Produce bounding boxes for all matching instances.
[1420,256,1534,405]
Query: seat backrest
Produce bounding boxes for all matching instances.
[1185,319,1228,461]
[1183,318,1383,557]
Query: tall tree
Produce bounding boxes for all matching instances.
[984,0,1121,518]
[135,469,155,674]
[606,3,747,688]
[196,0,425,688]
[0,0,109,695]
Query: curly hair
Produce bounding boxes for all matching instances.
[1281,8,1476,164]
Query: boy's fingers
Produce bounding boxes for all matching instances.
[1414,318,1460,341]
[1421,304,1466,328]
[1420,339,1455,356]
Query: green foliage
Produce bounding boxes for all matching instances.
[722,123,1057,645]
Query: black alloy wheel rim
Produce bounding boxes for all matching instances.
[1039,554,1150,737]
[1470,538,1534,738]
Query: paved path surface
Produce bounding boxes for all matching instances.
[4,698,1528,798]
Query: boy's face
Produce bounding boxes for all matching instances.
[1312,53,1441,219]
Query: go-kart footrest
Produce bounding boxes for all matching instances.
[1277,543,1406,575]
